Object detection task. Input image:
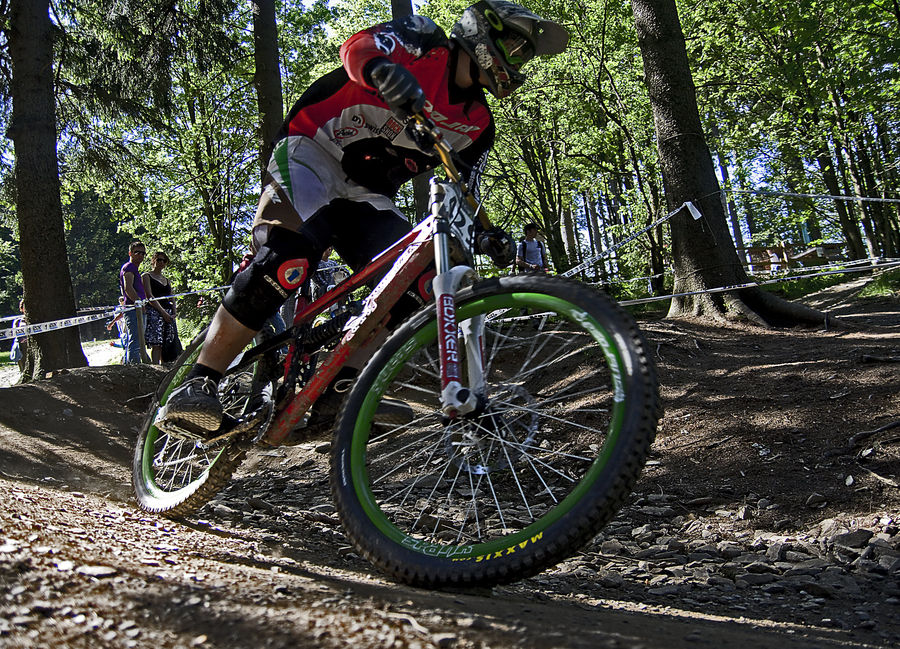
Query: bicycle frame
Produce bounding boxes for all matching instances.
[260,183,485,445]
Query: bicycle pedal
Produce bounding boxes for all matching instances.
[204,411,268,446]
[153,417,208,442]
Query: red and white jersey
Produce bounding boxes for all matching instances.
[276,15,494,198]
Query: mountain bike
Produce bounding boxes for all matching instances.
[132,114,661,587]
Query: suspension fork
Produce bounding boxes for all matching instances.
[432,215,484,419]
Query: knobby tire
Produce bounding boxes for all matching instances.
[331,275,661,587]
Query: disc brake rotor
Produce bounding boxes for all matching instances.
[445,383,538,475]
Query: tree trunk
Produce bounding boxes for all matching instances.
[583,192,603,283]
[733,157,758,238]
[562,205,579,268]
[783,150,823,243]
[714,147,746,260]
[252,0,284,186]
[7,0,87,378]
[856,132,895,258]
[631,0,826,326]
[841,143,880,259]
[390,0,431,219]
[815,146,866,260]
[873,120,900,256]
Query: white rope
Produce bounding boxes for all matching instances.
[0,285,229,342]
[560,201,701,279]
[727,188,900,204]
[618,259,900,307]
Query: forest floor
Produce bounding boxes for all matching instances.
[0,275,898,649]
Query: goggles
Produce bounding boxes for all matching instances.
[477,1,536,69]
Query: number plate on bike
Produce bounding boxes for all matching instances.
[432,180,476,259]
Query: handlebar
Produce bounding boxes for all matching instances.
[411,114,493,231]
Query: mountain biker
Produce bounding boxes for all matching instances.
[160,1,569,437]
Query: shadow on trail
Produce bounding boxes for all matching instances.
[0,364,164,496]
[128,534,877,649]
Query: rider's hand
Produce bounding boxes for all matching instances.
[367,60,425,118]
[476,227,516,269]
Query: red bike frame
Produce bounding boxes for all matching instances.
[263,219,436,444]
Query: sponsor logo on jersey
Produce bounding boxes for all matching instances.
[351,114,365,127]
[333,126,358,140]
[404,158,419,173]
[276,259,308,290]
[423,100,482,134]
[379,117,404,141]
[374,32,396,56]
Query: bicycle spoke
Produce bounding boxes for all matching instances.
[492,397,609,441]
[371,428,445,487]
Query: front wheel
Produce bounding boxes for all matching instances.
[331,275,661,587]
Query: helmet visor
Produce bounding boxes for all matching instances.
[477,1,536,69]
[495,32,534,68]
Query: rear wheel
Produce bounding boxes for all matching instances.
[132,329,274,517]
[331,275,660,587]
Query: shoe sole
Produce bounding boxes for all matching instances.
[156,403,223,434]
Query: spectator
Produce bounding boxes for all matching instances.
[10,299,27,376]
[515,223,549,273]
[142,251,178,364]
[107,296,128,352]
[120,240,148,364]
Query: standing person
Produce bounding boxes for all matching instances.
[142,251,178,364]
[159,1,568,436]
[10,299,27,376]
[107,296,128,352]
[515,222,549,273]
[120,240,148,364]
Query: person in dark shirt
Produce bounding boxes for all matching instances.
[160,1,568,436]
[119,240,148,364]
[142,251,178,364]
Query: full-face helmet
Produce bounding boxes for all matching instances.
[450,1,568,98]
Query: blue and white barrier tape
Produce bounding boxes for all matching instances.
[0,285,228,342]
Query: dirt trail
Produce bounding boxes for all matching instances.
[0,279,898,649]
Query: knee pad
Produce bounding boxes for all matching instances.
[223,227,322,331]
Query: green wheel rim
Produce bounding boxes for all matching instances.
[349,291,628,559]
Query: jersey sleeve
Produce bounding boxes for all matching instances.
[340,16,447,90]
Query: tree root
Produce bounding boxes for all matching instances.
[669,285,840,330]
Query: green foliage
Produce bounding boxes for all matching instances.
[858,268,900,298]
[65,192,134,308]
[2,0,897,320]
[0,219,22,318]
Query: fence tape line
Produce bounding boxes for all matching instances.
[0,309,118,342]
[745,256,896,279]
[618,259,900,307]
[727,188,900,205]
[0,285,229,343]
[562,201,700,279]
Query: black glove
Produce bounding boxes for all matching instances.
[476,227,516,269]
[368,60,425,118]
